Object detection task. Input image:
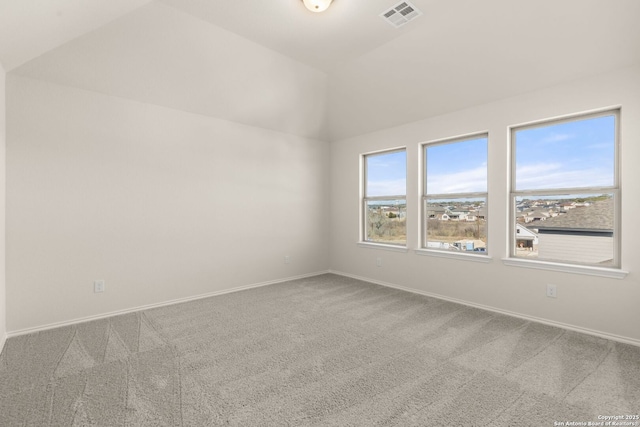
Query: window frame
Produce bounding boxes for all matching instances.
[508,109,622,269]
[361,147,408,248]
[420,133,489,258]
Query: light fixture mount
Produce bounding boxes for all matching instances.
[302,0,333,13]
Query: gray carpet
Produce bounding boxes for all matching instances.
[1,273,638,426]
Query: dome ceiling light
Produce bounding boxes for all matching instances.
[301,0,333,13]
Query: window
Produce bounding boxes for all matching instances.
[422,135,488,254]
[510,110,619,267]
[362,149,406,246]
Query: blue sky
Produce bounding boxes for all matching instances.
[366,114,615,196]
[426,137,487,194]
[366,150,406,197]
[515,114,615,190]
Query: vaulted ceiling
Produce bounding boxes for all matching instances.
[2,0,640,140]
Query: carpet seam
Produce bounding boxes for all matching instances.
[561,344,614,400]
[503,328,567,376]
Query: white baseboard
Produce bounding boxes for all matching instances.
[7,270,331,338]
[0,332,6,355]
[329,270,640,348]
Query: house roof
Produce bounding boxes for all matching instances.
[516,223,538,239]
[426,206,448,213]
[530,199,614,232]
[530,210,551,218]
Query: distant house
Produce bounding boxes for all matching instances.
[428,206,482,222]
[476,206,487,220]
[559,202,577,211]
[516,224,538,250]
[518,213,534,224]
[448,212,467,221]
[427,206,448,219]
[530,211,551,222]
[530,199,614,265]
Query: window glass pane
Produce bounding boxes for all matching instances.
[514,193,615,266]
[366,150,406,197]
[515,115,615,191]
[426,137,487,195]
[425,197,487,253]
[365,199,406,245]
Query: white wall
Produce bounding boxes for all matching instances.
[5,1,331,334]
[330,64,640,343]
[11,2,329,141]
[0,63,6,350]
[6,75,330,332]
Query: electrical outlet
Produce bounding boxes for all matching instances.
[94,280,105,293]
[284,255,291,264]
[546,284,557,298]
[376,257,382,267]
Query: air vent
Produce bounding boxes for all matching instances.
[380,1,423,28]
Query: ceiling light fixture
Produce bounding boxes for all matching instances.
[302,0,333,13]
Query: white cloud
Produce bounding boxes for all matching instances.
[586,142,612,150]
[539,133,574,144]
[516,162,613,190]
[367,179,406,197]
[427,166,487,194]
[516,162,562,178]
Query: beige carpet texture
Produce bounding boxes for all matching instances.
[1,273,639,426]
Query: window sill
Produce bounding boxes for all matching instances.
[502,258,628,279]
[357,242,409,253]
[414,249,492,263]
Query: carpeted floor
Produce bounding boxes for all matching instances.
[1,273,639,426]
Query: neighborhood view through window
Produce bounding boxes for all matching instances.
[363,149,407,246]
[424,135,488,254]
[359,111,620,270]
[511,112,618,267]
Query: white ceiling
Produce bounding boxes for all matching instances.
[157,0,421,73]
[0,0,417,73]
[2,0,640,140]
[0,0,154,71]
[328,0,640,139]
